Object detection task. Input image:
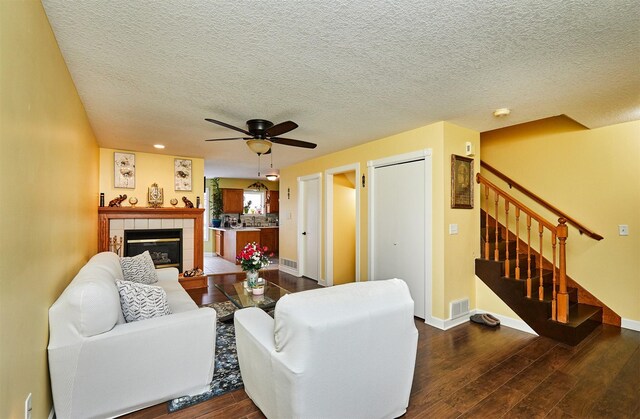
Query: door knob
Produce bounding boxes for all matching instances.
[302,232,307,235]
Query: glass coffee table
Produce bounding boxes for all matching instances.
[213,279,290,313]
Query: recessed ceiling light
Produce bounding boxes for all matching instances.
[153,144,165,149]
[493,108,511,117]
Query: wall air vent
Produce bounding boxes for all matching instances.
[280,258,298,269]
[450,298,470,319]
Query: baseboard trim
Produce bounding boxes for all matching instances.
[425,310,538,336]
[621,318,640,332]
[278,265,299,277]
[424,313,470,330]
[204,252,214,257]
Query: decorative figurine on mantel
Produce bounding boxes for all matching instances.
[170,198,179,207]
[108,194,127,207]
[147,183,164,208]
[109,236,123,256]
[128,197,138,207]
[182,196,194,208]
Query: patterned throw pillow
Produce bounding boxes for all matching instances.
[120,251,158,284]
[116,280,172,323]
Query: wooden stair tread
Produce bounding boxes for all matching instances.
[565,303,602,327]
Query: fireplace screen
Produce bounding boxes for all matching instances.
[124,229,182,271]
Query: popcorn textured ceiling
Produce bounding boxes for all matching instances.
[41,0,640,178]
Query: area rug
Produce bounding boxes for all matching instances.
[167,301,243,412]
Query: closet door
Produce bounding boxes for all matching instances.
[372,159,426,318]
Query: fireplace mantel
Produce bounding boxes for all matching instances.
[98,207,205,270]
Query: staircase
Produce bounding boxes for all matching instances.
[474,165,615,346]
[476,212,602,346]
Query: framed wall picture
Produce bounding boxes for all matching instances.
[114,152,135,188]
[174,159,192,191]
[451,154,474,209]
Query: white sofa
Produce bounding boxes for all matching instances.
[47,251,216,419]
[234,278,418,419]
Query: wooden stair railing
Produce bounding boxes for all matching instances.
[477,173,570,323]
[481,161,603,241]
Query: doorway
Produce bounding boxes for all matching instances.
[298,173,321,281]
[368,150,432,319]
[325,163,360,286]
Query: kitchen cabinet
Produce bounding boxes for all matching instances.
[215,230,224,256]
[222,188,244,213]
[259,227,278,253]
[223,229,261,264]
[266,190,279,214]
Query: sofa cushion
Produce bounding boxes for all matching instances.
[116,280,172,323]
[120,251,158,284]
[66,264,122,337]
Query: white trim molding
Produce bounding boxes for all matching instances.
[425,310,538,335]
[279,265,300,277]
[621,318,640,332]
[324,163,361,287]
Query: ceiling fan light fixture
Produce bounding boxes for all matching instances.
[247,139,272,155]
[265,169,280,181]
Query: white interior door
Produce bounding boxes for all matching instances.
[371,158,427,318]
[299,175,321,281]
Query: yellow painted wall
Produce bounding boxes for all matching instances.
[99,148,204,208]
[442,123,482,314]
[333,174,356,284]
[478,117,640,321]
[280,121,480,319]
[0,2,100,418]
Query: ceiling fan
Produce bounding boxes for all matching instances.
[205,118,317,155]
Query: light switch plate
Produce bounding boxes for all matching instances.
[618,225,629,236]
[449,224,459,235]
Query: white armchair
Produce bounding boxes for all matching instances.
[234,278,418,419]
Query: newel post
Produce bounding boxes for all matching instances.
[556,218,569,323]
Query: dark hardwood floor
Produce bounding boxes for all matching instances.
[124,271,640,419]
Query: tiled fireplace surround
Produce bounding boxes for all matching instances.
[98,207,204,272]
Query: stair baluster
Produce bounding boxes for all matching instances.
[552,232,557,321]
[527,215,532,298]
[505,202,510,277]
[484,187,490,259]
[515,208,520,280]
[538,223,544,301]
[494,191,499,261]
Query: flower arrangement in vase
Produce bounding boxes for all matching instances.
[237,242,271,289]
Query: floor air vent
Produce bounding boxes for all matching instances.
[450,298,470,319]
[280,258,298,269]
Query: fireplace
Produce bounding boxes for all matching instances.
[124,229,183,271]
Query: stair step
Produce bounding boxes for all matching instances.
[476,258,602,346]
[566,303,602,327]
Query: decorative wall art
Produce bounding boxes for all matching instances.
[451,154,474,209]
[114,152,135,188]
[174,159,192,191]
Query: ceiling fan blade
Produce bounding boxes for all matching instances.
[205,118,252,136]
[271,137,317,149]
[205,137,250,142]
[265,121,298,137]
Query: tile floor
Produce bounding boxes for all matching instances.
[203,254,279,275]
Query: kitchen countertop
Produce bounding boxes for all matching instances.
[209,226,279,232]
